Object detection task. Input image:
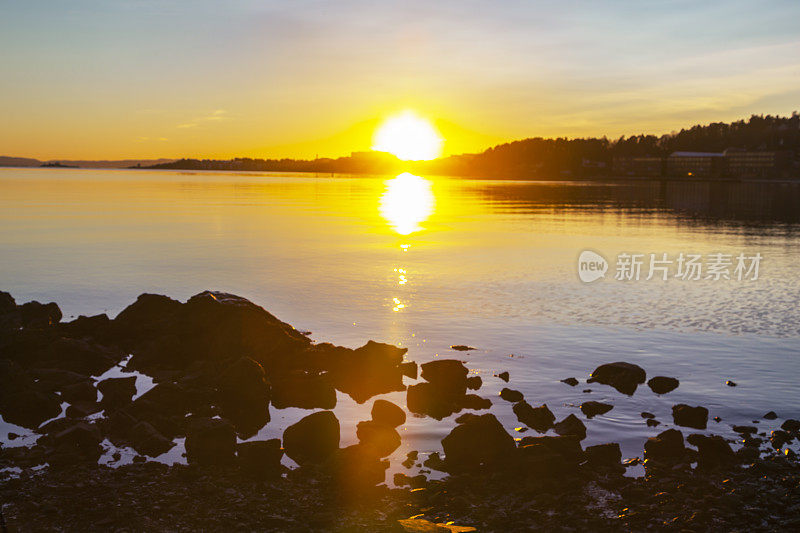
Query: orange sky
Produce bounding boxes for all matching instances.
[1,1,799,160]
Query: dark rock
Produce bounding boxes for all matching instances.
[561,377,579,386]
[641,412,655,419]
[646,419,661,428]
[496,371,509,382]
[499,388,524,403]
[406,382,457,420]
[271,370,335,410]
[423,451,446,471]
[781,419,800,433]
[130,421,175,457]
[644,428,685,462]
[128,382,191,435]
[51,421,102,461]
[726,380,737,387]
[326,341,407,403]
[461,394,492,410]
[465,375,482,391]
[513,401,555,432]
[19,301,62,328]
[450,345,475,351]
[0,360,63,429]
[57,313,112,340]
[185,417,236,465]
[732,425,757,434]
[580,401,613,418]
[518,435,584,462]
[398,361,417,380]
[687,434,735,469]
[736,446,759,464]
[97,376,137,409]
[585,443,622,467]
[237,439,283,479]
[283,411,340,465]
[441,413,515,472]
[554,414,587,440]
[713,416,721,423]
[60,381,97,404]
[647,376,679,394]
[587,362,646,395]
[324,444,388,491]
[356,420,401,457]
[672,404,708,429]
[65,401,102,418]
[763,411,777,420]
[770,430,792,449]
[46,338,121,376]
[420,360,468,395]
[371,399,406,428]
[217,357,271,436]
[28,369,91,392]
[394,472,427,488]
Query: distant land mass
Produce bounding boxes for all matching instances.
[0,157,176,169]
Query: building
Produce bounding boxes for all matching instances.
[722,149,791,179]
[667,152,725,178]
[612,156,665,177]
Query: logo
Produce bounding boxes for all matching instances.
[578,250,608,283]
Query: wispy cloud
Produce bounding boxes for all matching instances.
[177,109,227,129]
[135,136,169,142]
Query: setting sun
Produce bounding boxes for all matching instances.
[372,111,443,161]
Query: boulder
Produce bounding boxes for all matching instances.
[356,420,401,457]
[763,411,777,420]
[554,414,587,440]
[461,394,492,410]
[371,399,406,428]
[585,443,622,467]
[441,413,515,471]
[393,472,427,489]
[647,376,680,395]
[217,357,271,436]
[283,411,340,465]
[672,404,708,429]
[97,376,137,409]
[19,301,62,328]
[518,435,584,461]
[237,439,283,479]
[644,429,685,462]
[770,430,792,449]
[60,381,97,404]
[587,362,646,395]
[399,361,418,380]
[781,419,800,433]
[406,382,461,420]
[465,375,482,391]
[185,417,236,465]
[130,420,175,457]
[496,371,510,382]
[270,371,335,410]
[561,377,579,386]
[580,401,613,418]
[46,338,121,376]
[51,421,102,461]
[28,368,91,392]
[325,444,388,492]
[687,434,735,469]
[512,401,555,432]
[0,360,63,429]
[65,401,102,418]
[327,341,407,403]
[499,388,523,403]
[420,360,469,395]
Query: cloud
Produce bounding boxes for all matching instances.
[177,109,227,129]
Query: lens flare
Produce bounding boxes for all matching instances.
[372,111,443,161]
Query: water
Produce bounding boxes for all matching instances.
[2,167,800,475]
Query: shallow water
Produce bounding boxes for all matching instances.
[2,167,799,474]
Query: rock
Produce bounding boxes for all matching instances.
[644,429,685,462]
[60,381,97,404]
[726,380,737,387]
[371,399,406,428]
[393,472,427,489]
[65,401,102,418]
[127,382,191,435]
[496,371,509,382]
[736,446,759,464]
[19,301,62,328]
[325,444,388,491]
[57,313,112,340]
[770,430,792,449]
[763,411,777,420]
[217,357,271,436]
[0,360,63,429]
[406,383,460,420]
[646,419,661,428]
[399,361,418,379]
[587,362,646,395]
[732,425,757,434]
[356,420,401,457]
[513,401,555,432]
[561,377,579,386]
[423,451,447,471]
[28,369,91,392]
[270,370,335,410]
[46,338,121,376]
[130,421,175,457]
[283,411,340,465]
[51,421,102,461]
[465,375,482,391]
[237,439,283,479]
[327,341,407,403]
[461,394,491,410]
[97,376,136,409]
[585,443,622,467]
[641,412,655,419]
[420,360,468,394]
[672,404,708,429]
[647,376,680,395]
[499,388,523,403]
[687,434,735,469]
[450,345,475,351]
[580,401,613,418]
[781,419,800,433]
[441,413,515,472]
[713,416,721,423]
[554,414,587,440]
[185,417,236,465]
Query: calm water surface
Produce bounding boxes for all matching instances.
[2,167,800,474]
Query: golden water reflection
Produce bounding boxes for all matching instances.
[379,172,435,235]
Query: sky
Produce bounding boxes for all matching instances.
[1,0,799,160]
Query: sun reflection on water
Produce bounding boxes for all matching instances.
[379,172,434,236]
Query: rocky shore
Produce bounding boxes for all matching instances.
[1,290,798,531]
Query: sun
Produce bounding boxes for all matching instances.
[372,111,443,161]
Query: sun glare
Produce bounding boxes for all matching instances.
[372,111,443,161]
[379,173,435,235]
